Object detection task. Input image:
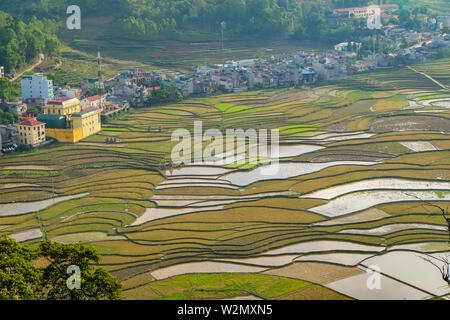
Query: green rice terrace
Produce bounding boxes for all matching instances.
[1,64,450,300]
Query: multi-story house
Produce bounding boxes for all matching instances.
[21,74,54,102]
[16,118,46,147]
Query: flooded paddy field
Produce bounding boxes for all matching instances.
[1,65,450,299]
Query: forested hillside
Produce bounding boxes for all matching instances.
[0,0,395,41]
[1,0,446,43]
[0,1,359,39]
[0,11,60,73]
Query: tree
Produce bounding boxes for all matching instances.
[39,241,122,300]
[0,78,20,103]
[0,10,60,73]
[0,235,122,300]
[0,235,42,300]
[422,255,450,290]
[147,84,183,106]
[25,105,42,117]
[406,193,450,242]
[437,47,450,59]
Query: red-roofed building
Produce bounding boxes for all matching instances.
[16,118,46,147]
[47,97,77,106]
[81,95,105,110]
[147,86,161,92]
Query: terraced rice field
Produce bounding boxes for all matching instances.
[1,63,450,300]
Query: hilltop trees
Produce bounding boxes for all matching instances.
[0,11,60,74]
[0,235,122,300]
[0,0,385,41]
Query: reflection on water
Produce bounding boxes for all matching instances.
[0,193,89,216]
[223,161,376,186]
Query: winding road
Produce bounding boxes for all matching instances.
[11,53,45,82]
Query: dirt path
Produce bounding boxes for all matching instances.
[11,53,45,82]
[407,66,449,91]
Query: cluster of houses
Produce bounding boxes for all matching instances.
[104,28,450,103]
[329,3,450,30]
[1,3,450,154]
[2,95,103,152]
[100,59,320,106]
[0,74,113,152]
[99,4,449,103]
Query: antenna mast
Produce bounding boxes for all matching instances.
[97,46,105,110]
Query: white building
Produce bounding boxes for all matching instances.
[437,15,450,28]
[174,78,194,97]
[0,66,4,78]
[21,74,54,102]
[334,42,362,52]
[333,4,398,19]
[58,88,80,99]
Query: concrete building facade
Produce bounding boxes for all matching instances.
[38,98,101,143]
[16,118,46,147]
[21,74,54,102]
[44,97,81,116]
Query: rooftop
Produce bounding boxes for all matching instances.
[47,97,79,106]
[72,108,101,117]
[19,118,44,126]
[334,4,398,12]
[85,95,103,102]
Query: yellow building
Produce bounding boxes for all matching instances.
[44,127,83,143]
[44,97,81,116]
[37,98,102,143]
[16,118,46,147]
[72,108,102,139]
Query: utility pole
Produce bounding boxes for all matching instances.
[221,21,226,51]
[51,175,55,200]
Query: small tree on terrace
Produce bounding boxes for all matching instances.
[406,193,450,243]
[422,255,450,297]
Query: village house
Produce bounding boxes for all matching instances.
[334,42,362,52]
[301,68,317,84]
[0,125,18,153]
[16,118,46,147]
[56,87,81,99]
[81,77,99,91]
[20,73,54,105]
[333,4,398,19]
[6,101,27,115]
[81,95,106,110]
[437,15,450,29]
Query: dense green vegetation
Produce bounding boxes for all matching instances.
[3,0,442,43]
[0,11,60,74]
[0,78,20,124]
[147,84,183,106]
[0,235,121,300]
[0,78,19,102]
